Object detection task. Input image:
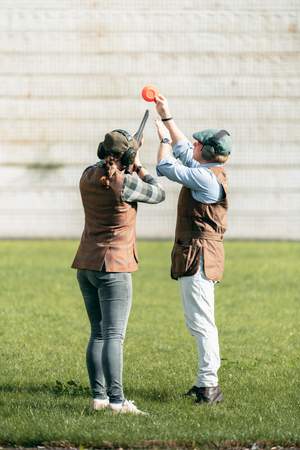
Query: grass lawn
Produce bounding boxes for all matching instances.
[0,240,299,448]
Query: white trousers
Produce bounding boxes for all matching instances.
[179,258,221,387]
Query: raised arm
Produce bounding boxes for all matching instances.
[155,94,187,145]
[155,118,200,168]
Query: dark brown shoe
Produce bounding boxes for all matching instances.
[195,386,223,404]
[183,385,201,397]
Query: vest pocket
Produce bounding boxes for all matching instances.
[202,240,224,282]
[171,240,201,279]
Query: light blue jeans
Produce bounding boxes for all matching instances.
[77,269,132,404]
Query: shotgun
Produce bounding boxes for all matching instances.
[133,109,149,147]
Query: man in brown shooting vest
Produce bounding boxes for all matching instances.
[154,94,232,404]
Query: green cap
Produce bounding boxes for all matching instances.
[192,128,232,155]
[103,130,138,155]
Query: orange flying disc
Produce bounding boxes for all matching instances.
[141,85,159,102]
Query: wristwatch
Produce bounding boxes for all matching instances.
[160,137,171,144]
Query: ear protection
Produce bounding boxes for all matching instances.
[201,129,230,160]
[97,129,137,167]
[97,141,106,159]
[112,129,137,166]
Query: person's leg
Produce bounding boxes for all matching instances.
[76,269,107,400]
[87,271,132,405]
[179,258,220,388]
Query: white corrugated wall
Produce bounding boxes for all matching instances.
[0,0,299,239]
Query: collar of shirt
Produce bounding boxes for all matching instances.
[199,162,224,168]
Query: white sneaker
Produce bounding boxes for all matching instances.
[109,399,147,415]
[92,398,109,410]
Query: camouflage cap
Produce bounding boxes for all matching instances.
[102,130,138,155]
[192,128,232,155]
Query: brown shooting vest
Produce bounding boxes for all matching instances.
[71,164,138,272]
[171,166,228,281]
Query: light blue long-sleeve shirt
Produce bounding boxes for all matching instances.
[156,139,225,204]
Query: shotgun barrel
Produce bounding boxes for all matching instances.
[133,109,149,146]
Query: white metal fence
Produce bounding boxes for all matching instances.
[0,0,299,239]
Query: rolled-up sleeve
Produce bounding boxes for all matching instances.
[172,139,200,168]
[157,139,201,178]
[121,173,165,204]
[157,157,216,191]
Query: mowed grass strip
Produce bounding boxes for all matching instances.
[0,241,299,447]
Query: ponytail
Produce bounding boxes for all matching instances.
[100,155,118,189]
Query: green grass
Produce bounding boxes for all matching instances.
[0,240,299,448]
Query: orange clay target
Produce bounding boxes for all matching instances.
[141,85,159,102]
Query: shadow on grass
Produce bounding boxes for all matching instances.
[1,382,173,402]
[0,380,90,397]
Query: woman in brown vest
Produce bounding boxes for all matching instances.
[72,129,165,415]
